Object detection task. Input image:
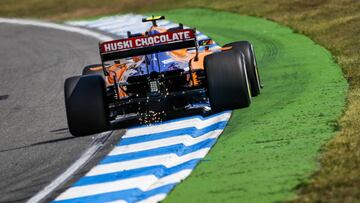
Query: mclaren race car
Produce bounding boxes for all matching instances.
[64,16,261,136]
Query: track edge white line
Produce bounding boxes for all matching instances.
[0,18,115,203]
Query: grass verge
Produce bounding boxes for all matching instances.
[150,8,346,202]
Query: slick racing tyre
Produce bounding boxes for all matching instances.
[224,41,261,97]
[82,64,105,77]
[205,49,251,112]
[64,75,110,136]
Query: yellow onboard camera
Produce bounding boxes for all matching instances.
[142,15,165,26]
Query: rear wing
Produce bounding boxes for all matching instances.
[99,29,197,62]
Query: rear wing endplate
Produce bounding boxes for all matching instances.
[99,29,197,62]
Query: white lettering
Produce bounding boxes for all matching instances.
[110,43,117,51]
[104,44,111,52]
[141,38,148,46]
[116,41,123,50]
[166,34,171,42]
[123,40,131,49]
[177,32,184,40]
[184,31,190,39]
[103,30,194,52]
[135,39,142,47]
[153,36,160,44]
[172,33,179,41]
[160,35,166,43]
[148,37,154,45]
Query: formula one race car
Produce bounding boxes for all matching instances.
[64,16,261,136]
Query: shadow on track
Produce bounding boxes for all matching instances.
[0,107,213,154]
[0,128,76,153]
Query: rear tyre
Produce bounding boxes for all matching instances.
[64,75,110,136]
[82,64,105,77]
[224,41,261,96]
[205,49,251,112]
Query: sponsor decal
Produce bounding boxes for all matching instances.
[100,29,196,53]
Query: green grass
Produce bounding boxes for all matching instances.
[143,9,346,203]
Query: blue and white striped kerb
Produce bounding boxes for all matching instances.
[54,15,231,203]
[54,112,231,203]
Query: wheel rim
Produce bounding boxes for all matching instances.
[242,55,252,101]
[251,44,261,91]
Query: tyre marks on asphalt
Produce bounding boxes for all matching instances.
[0,19,116,203]
[28,131,113,203]
[0,94,9,101]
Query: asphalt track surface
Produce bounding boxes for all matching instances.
[0,10,348,203]
[0,24,109,202]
